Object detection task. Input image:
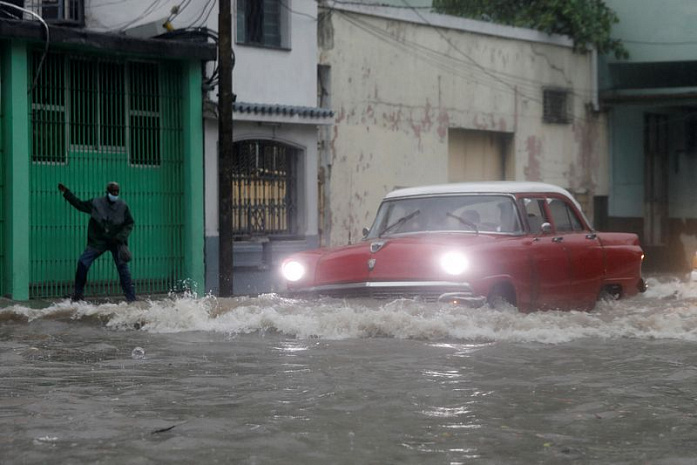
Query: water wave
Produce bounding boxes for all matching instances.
[4,277,697,343]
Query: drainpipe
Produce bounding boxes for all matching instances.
[591,48,599,112]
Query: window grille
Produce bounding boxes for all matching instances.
[232,140,297,236]
[30,51,161,166]
[543,88,571,124]
[129,63,161,166]
[23,0,84,26]
[31,51,66,163]
[236,0,283,47]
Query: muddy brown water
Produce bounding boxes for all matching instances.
[2,278,697,464]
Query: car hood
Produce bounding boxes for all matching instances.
[311,232,519,285]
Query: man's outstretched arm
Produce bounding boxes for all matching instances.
[58,183,92,214]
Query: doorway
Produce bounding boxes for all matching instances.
[644,113,669,246]
[447,129,513,182]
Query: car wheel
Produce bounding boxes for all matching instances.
[487,283,517,310]
[598,284,622,302]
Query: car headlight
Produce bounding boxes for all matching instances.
[282,260,306,282]
[440,251,469,275]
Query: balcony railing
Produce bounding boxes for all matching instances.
[2,0,84,27]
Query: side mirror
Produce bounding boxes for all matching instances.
[540,222,552,234]
[362,227,370,239]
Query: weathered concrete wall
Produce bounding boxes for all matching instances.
[319,3,608,246]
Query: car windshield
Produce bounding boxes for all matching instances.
[366,194,523,238]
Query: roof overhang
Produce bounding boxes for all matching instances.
[231,101,334,126]
[0,19,216,61]
[601,87,697,105]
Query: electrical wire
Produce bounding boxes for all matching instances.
[168,0,193,23]
[157,26,221,89]
[186,0,216,28]
[330,6,596,124]
[280,0,318,21]
[117,0,168,32]
[197,0,218,27]
[0,0,51,94]
[319,0,433,9]
[328,1,590,97]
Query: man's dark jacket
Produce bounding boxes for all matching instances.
[63,190,134,251]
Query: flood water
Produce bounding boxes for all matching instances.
[3,278,697,464]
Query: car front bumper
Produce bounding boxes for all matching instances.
[287,281,487,306]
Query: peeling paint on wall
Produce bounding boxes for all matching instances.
[437,110,449,140]
[319,5,607,246]
[524,136,542,181]
[572,119,599,193]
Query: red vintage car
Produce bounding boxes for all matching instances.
[280,182,646,312]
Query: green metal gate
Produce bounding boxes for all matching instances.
[29,50,186,298]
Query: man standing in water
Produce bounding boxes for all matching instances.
[58,182,136,302]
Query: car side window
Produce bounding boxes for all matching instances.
[521,197,548,233]
[547,198,583,232]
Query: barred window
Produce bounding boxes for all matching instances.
[68,58,126,150]
[30,51,161,166]
[232,140,297,236]
[129,62,161,166]
[236,0,284,48]
[39,0,84,25]
[31,51,66,163]
[543,88,571,124]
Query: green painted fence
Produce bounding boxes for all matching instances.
[28,50,188,298]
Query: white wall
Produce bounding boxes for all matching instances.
[86,0,217,34]
[233,0,319,107]
[320,3,608,245]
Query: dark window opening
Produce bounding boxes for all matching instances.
[237,0,282,47]
[543,88,571,124]
[232,140,297,236]
[129,63,161,166]
[38,0,85,26]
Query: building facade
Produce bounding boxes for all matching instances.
[204,0,332,295]
[318,2,608,247]
[601,0,697,272]
[0,0,213,300]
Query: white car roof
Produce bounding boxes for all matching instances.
[384,181,590,227]
[385,181,574,199]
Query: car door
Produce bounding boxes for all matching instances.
[521,196,572,310]
[545,196,604,309]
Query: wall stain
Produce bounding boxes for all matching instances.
[437,109,449,140]
[384,108,403,131]
[472,113,499,131]
[572,119,598,193]
[524,136,542,181]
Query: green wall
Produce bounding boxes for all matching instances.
[0,41,205,300]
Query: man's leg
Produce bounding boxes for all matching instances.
[74,247,102,300]
[111,247,136,302]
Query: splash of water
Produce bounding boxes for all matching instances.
[3,277,697,343]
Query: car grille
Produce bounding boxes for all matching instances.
[289,281,483,303]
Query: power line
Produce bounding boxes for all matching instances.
[186,0,216,28]
[320,0,433,9]
[117,0,168,31]
[329,6,596,125]
[281,0,319,20]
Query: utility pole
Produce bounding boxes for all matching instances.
[218,0,234,296]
